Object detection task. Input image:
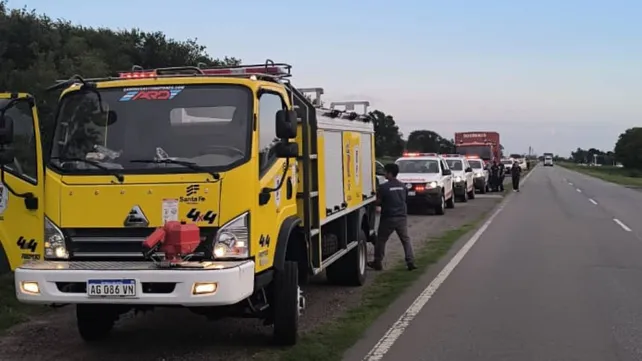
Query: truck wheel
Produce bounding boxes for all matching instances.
[272,261,301,346]
[468,184,476,199]
[445,192,455,209]
[76,304,115,342]
[326,230,367,286]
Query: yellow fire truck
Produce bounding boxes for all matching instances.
[0,61,378,345]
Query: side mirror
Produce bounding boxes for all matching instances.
[0,148,14,166]
[465,167,472,173]
[275,109,298,139]
[275,141,298,158]
[0,110,15,145]
[442,169,452,176]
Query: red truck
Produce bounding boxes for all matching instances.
[454,131,501,161]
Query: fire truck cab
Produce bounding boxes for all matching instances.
[0,61,378,346]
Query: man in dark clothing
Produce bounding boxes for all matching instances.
[489,160,500,192]
[497,162,506,191]
[368,163,417,271]
[511,160,522,192]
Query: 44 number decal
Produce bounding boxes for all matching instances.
[186,208,217,224]
[16,236,37,253]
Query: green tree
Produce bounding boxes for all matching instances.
[406,130,455,154]
[0,0,239,143]
[614,127,642,169]
[370,110,403,157]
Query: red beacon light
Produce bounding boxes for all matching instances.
[119,70,157,79]
[403,152,437,157]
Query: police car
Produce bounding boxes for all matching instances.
[395,152,455,215]
[442,154,476,202]
[464,155,488,194]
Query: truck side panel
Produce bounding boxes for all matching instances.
[323,131,345,216]
[360,133,375,198]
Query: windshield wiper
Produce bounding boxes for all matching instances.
[129,159,220,180]
[50,157,125,183]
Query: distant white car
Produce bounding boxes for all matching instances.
[442,154,476,202]
[515,158,528,171]
[501,158,514,172]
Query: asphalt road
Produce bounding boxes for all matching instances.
[349,165,642,361]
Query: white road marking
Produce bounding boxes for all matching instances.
[568,182,574,186]
[576,188,582,193]
[362,168,535,361]
[589,198,598,205]
[613,218,632,232]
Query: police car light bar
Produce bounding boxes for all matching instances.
[441,154,462,158]
[403,152,438,157]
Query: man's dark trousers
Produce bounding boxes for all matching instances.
[512,175,520,190]
[374,216,415,266]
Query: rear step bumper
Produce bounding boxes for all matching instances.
[14,260,255,307]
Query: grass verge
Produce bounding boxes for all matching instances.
[0,273,48,332]
[559,162,642,188]
[258,210,495,361]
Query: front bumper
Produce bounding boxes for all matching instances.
[474,177,486,189]
[453,181,467,196]
[14,260,255,307]
[407,188,442,206]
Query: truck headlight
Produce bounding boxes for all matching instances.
[475,172,484,177]
[44,217,69,260]
[213,212,249,259]
[454,176,462,182]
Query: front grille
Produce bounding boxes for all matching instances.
[63,227,218,261]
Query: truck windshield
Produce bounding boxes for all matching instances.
[396,159,440,173]
[49,84,252,174]
[456,145,491,160]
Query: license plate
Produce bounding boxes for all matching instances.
[87,279,137,297]
[408,191,416,196]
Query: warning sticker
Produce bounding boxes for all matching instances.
[162,199,179,223]
[0,183,8,215]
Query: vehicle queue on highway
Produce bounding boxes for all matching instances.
[375,153,528,215]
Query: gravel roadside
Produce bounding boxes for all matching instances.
[0,195,504,361]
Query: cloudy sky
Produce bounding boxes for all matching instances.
[12,0,642,157]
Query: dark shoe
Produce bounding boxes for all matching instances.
[407,263,417,271]
[367,261,383,271]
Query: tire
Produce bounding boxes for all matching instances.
[445,191,455,209]
[326,230,367,286]
[479,183,486,194]
[435,193,446,215]
[468,183,476,199]
[460,188,468,203]
[76,304,115,342]
[272,261,301,346]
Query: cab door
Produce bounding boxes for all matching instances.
[0,93,45,271]
[253,88,298,273]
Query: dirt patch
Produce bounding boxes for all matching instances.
[0,197,502,361]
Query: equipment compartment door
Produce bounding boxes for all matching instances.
[0,93,45,271]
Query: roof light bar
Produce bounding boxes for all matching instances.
[403,152,438,157]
